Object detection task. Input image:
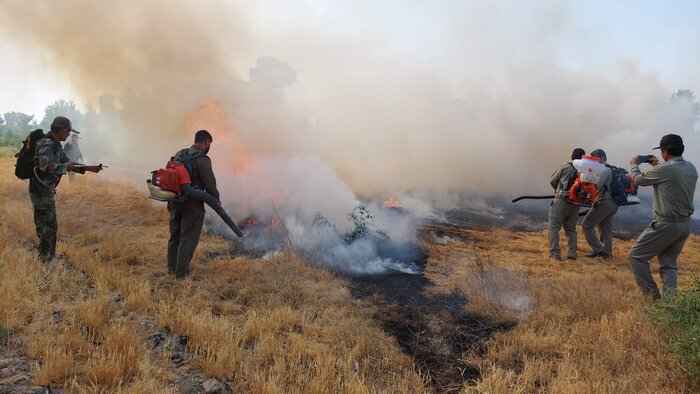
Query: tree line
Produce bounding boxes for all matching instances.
[0,100,85,147]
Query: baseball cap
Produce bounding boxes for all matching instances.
[51,116,80,134]
[652,134,683,150]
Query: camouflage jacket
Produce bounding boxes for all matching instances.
[31,135,69,191]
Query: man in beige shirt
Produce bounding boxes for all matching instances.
[581,149,618,259]
[548,148,585,261]
[628,134,697,299]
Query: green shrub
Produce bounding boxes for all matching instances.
[649,279,700,381]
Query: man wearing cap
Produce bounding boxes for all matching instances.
[581,149,618,259]
[30,116,102,262]
[548,148,585,261]
[63,134,83,183]
[628,134,697,299]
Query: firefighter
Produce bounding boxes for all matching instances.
[30,116,102,262]
[167,129,220,278]
[628,134,697,299]
[63,133,83,182]
[548,148,585,261]
[581,149,618,258]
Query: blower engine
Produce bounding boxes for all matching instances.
[147,161,244,237]
[148,161,189,200]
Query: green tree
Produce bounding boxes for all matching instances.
[0,112,33,147]
[40,100,85,131]
[2,112,35,130]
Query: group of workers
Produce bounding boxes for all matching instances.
[23,116,700,300]
[26,116,217,279]
[548,134,698,299]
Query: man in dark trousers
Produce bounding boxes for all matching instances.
[628,134,697,299]
[168,129,220,278]
[548,148,585,261]
[30,116,102,262]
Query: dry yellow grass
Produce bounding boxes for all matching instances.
[423,225,698,393]
[1,157,697,393]
[0,158,425,392]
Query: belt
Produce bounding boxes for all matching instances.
[655,214,691,223]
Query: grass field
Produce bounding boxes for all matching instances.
[0,157,698,393]
[0,146,18,159]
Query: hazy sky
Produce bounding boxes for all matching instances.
[1,1,698,118]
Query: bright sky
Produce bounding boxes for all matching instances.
[1,0,699,119]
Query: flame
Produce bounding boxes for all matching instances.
[384,198,401,208]
[270,217,281,228]
[185,99,256,172]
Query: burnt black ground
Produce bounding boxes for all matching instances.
[345,245,514,392]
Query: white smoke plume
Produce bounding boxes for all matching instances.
[1,1,698,272]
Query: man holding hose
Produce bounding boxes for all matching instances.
[167,129,220,279]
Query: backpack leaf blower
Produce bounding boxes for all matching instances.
[147,160,244,238]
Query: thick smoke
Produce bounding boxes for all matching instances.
[1,1,698,271]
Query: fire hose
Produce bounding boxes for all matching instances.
[511,195,555,203]
[512,195,593,217]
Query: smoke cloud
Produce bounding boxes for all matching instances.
[1,1,698,272]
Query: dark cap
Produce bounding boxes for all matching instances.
[51,116,80,134]
[590,148,606,159]
[653,134,683,150]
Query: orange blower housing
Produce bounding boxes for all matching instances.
[151,161,191,196]
[567,177,598,206]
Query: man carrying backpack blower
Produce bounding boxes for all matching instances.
[22,116,103,262]
[581,149,618,259]
[167,129,219,279]
[548,148,585,261]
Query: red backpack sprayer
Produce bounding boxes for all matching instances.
[512,155,640,215]
[147,154,244,238]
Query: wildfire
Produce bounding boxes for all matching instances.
[185,99,257,172]
[384,198,401,209]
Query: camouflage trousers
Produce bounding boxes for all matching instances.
[29,187,58,262]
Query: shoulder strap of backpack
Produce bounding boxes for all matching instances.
[563,163,578,190]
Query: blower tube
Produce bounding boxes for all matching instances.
[148,178,245,238]
[179,184,244,238]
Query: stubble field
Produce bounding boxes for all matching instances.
[0,158,697,393]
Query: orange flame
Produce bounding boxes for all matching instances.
[185,99,256,172]
[384,198,401,208]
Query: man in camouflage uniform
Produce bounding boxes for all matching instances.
[63,134,83,182]
[30,116,102,262]
[168,129,220,278]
